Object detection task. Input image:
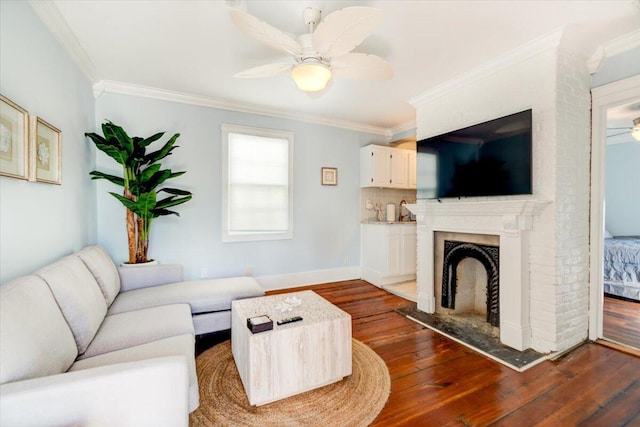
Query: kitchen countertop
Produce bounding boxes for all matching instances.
[361,220,417,225]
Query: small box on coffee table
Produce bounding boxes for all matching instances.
[247,315,273,333]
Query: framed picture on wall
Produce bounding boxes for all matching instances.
[0,95,30,180]
[30,115,61,184]
[321,167,338,186]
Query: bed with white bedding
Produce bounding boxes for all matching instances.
[603,236,640,302]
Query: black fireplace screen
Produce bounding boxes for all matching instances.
[441,240,500,327]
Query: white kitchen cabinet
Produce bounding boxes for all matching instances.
[408,151,417,189]
[390,150,409,188]
[401,226,417,274]
[360,145,415,189]
[361,223,417,287]
[360,145,391,187]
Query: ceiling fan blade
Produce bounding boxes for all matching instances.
[229,8,302,56]
[331,53,393,80]
[313,7,382,58]
[234,63,293,78]
[607,131,631,138]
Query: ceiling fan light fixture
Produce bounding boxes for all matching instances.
[632,117,640,142]
[291,61,331,93]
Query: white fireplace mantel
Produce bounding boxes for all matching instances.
[407,198,551,351]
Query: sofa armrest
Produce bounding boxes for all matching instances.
[0,356,189,427]
[118,264,184,291]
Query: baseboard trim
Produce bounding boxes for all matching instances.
[596,339,640,358]
[361,266,416,288]
[256,266,362,291]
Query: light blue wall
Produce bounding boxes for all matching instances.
[94,93,384,280]
[591,47,640,88]
[0,1,96,283]
[592,47,640,237]
[605,142,640,236]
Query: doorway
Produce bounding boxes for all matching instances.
[589,74,640,351]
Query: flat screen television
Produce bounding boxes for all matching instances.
[417,109,532,199]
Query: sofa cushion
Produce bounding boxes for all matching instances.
[117,263,183,292]
[0,276,78,384]
[37,256,108,355]
[108,276,264,316]
[76,245,121,306]
[70,334,199,412]
[192,311,232,335]
[79,304,194,360]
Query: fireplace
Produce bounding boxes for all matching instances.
[407,199,549,351]
[441,239,500,327]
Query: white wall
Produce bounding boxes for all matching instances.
[605,142,640,236]
[411,33,592,352]
[552,50,592,351]
[0,1,96,283]
[94,93,384,281]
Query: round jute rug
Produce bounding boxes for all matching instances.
[189,339,390,426]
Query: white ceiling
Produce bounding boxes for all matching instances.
[40,0,640,134]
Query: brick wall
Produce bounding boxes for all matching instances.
[411,33,592,352]
[550,50,591,350]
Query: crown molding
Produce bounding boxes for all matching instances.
[390,120,416,137]
[93,80,391,136]
[28,0,98,83]
[409,28,564,107]
[587,29,640,74]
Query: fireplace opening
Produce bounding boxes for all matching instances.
[441,240,500,327]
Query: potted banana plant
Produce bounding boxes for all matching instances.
[85,121,192,264]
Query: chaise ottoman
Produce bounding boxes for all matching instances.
[77,245,265,335]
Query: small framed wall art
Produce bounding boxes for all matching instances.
[321,167,338,186]
[0,95,29,180]
[30,115,61,184]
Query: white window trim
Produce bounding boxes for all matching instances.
[221,124,294,243]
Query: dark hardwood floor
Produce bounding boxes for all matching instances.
[603,295,640,350]
[269,280,640,426]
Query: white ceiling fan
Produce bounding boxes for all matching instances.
[229,6,393,93]
[607,116,640,142]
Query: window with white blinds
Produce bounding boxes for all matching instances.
[222,124,294,242]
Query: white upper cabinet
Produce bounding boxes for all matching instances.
[360,145,391,187]
[360,145,416,189]
[408,151,417,189]
[390,150,409,188]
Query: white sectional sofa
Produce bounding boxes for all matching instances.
[0,245,264,426]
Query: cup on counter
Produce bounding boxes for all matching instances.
[386,203,395,222]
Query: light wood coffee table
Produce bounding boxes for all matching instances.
[231,290,352,406]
